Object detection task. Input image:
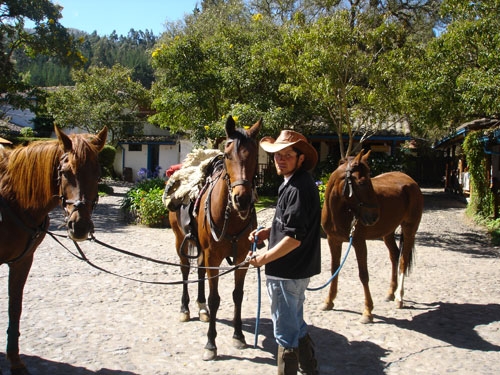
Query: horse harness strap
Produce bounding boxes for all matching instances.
[343,160,377,213]
[0,196,49,264]
[203,169,256,266]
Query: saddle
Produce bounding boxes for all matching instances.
[166,153,225,259]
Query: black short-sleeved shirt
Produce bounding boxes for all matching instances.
[265,169,321,279]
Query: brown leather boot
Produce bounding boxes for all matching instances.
[298,334,319,375]
[277,345,299,375]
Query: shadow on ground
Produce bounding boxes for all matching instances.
[378,302,500,351]
[0,354,138,375]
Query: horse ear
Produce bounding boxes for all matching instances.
[362,149,371,163]
[55,126,73,152]
[225,116,236,136]
[247,118,262,139]
[93,126,108,151]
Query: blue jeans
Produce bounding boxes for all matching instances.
[266,278,310,348]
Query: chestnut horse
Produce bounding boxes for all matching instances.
[0,126,107,374]
[169,116,261,360]
[321,150,423,323]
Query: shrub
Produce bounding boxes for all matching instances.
[98,145,116,178]
[121,177,169,227]
[137,187,170,227]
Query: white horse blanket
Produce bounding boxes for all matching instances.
[162,149,223,210]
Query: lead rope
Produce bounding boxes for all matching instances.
[250,226,263,348]
[307,218,358,291]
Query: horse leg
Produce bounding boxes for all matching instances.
[231,267,247,349]
[394,226,417,309]
[179,259,191,322]
[196,263,209,323]
[382,232,400,303]
[322,238,342,311]
[203,271,220,361]
[7,255,34,375]
[352,239,373,323]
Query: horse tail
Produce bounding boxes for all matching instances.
[398,231,416,276]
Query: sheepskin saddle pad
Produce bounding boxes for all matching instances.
[162,148,223,211]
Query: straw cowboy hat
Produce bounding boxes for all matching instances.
[260,130,318,171]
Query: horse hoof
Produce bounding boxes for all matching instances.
[321,302,334,311]
[395,300,404,309]
[179,312,190,322]
[202,348,217,361]
[385,295,395,302]
[232,337,247,349]
[199,311,210,322]
[359,315,373,324]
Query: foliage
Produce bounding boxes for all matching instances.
[0,0,84,109]
[19,127,34,137]
[98,182,114,196]
[45,64,151,144]
[149,0,292,144]
[98,145,116,178]
[403,0,500,140]
[316,176,328,209]
[150,0,441,156]
[255,195,277,211]
[463,130,492,218]
[14,28,157,88]
[120,177,169,227]
[136,187,170,228]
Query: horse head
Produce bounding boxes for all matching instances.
[338,149,380,226]
[223,116,262,219]
[56,126,108,241]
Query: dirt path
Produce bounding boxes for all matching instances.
[0,185,498,374]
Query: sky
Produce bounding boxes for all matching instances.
[49,0,200,36]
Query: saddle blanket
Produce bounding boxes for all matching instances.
[162,148,223,210]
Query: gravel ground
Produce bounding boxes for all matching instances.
[0,184,498,375]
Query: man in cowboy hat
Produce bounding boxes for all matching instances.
[248,130,321,375]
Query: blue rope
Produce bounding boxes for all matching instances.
[306,234,354,291]
[252,226,263,348]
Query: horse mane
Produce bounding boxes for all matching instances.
[0,134,99,210]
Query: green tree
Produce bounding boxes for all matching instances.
[402,0,500,140]
[46,64,151,144]
[0,0,84,109]
[150,0,440,154]
[150,0,290,143]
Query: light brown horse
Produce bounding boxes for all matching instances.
[169,116,261,361]
[0,126,107,374]
[321,150,423,323]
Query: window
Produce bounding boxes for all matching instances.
[129,144,142,151]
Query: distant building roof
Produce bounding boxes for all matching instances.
[434,118,500,149]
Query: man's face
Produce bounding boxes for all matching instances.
[273,146,305,177]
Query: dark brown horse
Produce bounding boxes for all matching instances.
[321,150,423,323]
[0,126,107,374]
[169,116,261,360]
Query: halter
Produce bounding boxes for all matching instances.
[342,159,378,216]
[56,152,99,221]
[204,144,257,264]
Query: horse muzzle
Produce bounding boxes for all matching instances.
[64,200,95,241]
[230,180,255,216]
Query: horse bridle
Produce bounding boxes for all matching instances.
[56,152,99,221]
[342,159,378,215]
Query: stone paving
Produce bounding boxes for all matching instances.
[0,184,499,374]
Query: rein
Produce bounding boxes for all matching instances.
[204,158,257,265]
[45,230,249,285]
[306,218,358,291]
